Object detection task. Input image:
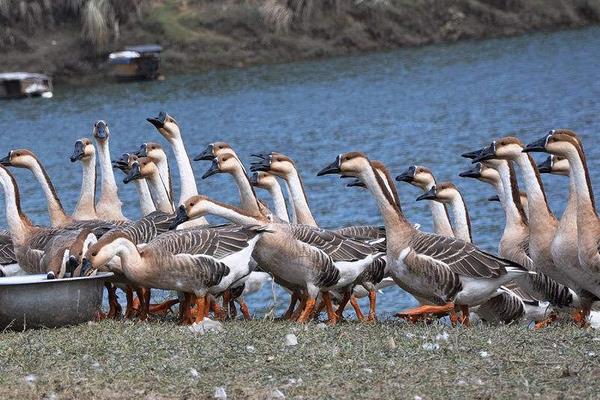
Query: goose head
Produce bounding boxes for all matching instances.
[472,137,524,163]
[249,171,279,190]
[523,129,581,157]
[171,195,211,228]
[317,152,370,178]
[201,153,242,179]
[112,153,137,174]
[123,157,157,184]
[93,120,110,141]
[538,154,569,176]
[70,138,95,162]
[395,165,435,190]
[459,162,500,186]
[0,149,39,169]
[146,112,181,142]
[58,230,97,278]
[194,142,234,161]
[249,152,296,178]
[416,182,459,204]
[82,231,133,275]
[136,142,168,163]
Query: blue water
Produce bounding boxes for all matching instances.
[2,27,600,316]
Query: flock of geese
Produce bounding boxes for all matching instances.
[0,114,598,327]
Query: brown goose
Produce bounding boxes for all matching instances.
[135,142,173,202]
[249,171,290,223]
[70,138,98,220]
[318,152,531,325]
[112,153,156,216]
[124,157,174,213]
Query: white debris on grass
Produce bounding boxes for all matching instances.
[386,337,397,350]
[435,332,449,341]
[246,345,256,353]
[190,368,199,378]
[270,389,286,399]
[189,318,224,335]
[284,333,298,346]
[422,342,440,351]
[479,351,490,358]
[589,311,600,329]
[363,368,373,374]
[24,374,37,387]
[214,386,227,399]
[316,322,327,330]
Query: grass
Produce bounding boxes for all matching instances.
[0,316,599,399]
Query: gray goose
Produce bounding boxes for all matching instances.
[318,152,531,325]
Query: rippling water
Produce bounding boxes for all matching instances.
[2,27,600,316]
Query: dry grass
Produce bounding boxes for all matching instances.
[0,317,599,399]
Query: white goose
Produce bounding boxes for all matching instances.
[124,157,174,214]
[136,142,173,202]
[70,138,98,220]
[112,153,156,216]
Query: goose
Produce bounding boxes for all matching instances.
[123,157,174,213]
[82,224,270,324]
[92,121,127,221]
[70,138,98,220]
[317,152,532,325]
[473,137,595,319]
[0,230,20,277]
[135,142,174,202]
[249,171,290,222]
[249,152,388,321]
[524,130,600,323]
[396,165,454,237]
[112,153,156,216]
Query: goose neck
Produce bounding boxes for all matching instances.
[134,179,157,216]
[514,153,554,227]
[147,173,174,213]
[266,182,290,223]
[448,195,472,243]
[231,167,262,215]
[74,155,97,218]
[29,159,70,226]
[285,169,317,227]
[171,138,198,205]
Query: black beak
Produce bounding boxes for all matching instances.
[488,194,501,202]
[459,164,483,179]
[347,178,366,188]
[123,162,141,184]
[135,143,148,158]
[461,149,482,160]
[169,205,189,230]
[112,153,131,172]
[523,136,549,153]
[316,157,341,176]
[416,187,437,201]
[70,141,85,162]
[0,152,11,166]
[249,172,259,186]
[538,155,553,173]
[472,143,497,163]
[80,258,92,276]
[67,255,79,276]
[249,154,272,172]
[94,120,108,140]
[46,271,56,280]
[146,111,167,129]
[395,166,416,183]
[194,145,215,161]
[202,159,221,179]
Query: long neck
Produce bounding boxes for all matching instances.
[514,153,555,230]
[114,239,145,278]
[497,161,528,229]
[97,140,120,198]
[155,156,173,200]
[205,201,265,225]
[284,183,297,223]
[171,138,198,205]
[29,159,71,226]
[0,175,31,243]
[134,179,156,216]
[231,167,262,215]
[448,195,472,243]
[146,173,174,213]
[74,155,97,219]
[423,180,453,237]
[266,182,290,222]
[560,172,577,227]
[284,169,317,227]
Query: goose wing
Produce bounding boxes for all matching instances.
[333,225,386,241]
[0,231,15,265]
[65,220,120,238]
[411,233,518,279]
[119,211,176,244]
[289,225,380,262]
[171,254,231,288]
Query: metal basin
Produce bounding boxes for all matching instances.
[0,272,113,330]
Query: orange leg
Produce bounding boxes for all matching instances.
[350,296,365,321]
[124,286,135,319]
[534,313,558,330]
[572,306,591,327]
[213,300,225,321]
[195,295,206,324]
[449,307,459,327]
[297,298,317,323]
[292,293,307,321]
[106,284,122,319]
[283,292,299,320]
[335,291,352,320]
[239,300,251,320]
[222,289,232,319]
[135,287,148,321]
[312,299,325,320]
[367,289,377,322]
[322,292,338,325]
[149,299,180,316]
[395,302,454,321]
[459,305,470,327]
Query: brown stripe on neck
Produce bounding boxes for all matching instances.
[525,153,554,217]
[572,137,597,215]
[6,170,33,227]
[31,153,66,213]
[371,164,407,222]
[507,161,528,225]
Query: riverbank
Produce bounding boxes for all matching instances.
[2,0,600,85]
[1,318,599,399]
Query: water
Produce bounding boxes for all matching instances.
[2,27,600,316]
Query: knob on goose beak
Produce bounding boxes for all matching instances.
[194,144,215,161]
[523,135,550,153]
[461,149,483,160]
[170,205,190,230]
[488,194,501,202]
[395,166,416,183]
[70,141,86,162]
[316,156,341,176]
[416,187,438,201]
[459,164,482,179]
[201,158,221,179]
[123,162,142,184]
[538,155,554,173]
[94,120,109,140]
[0,152,12,166]
[146,111,167,129]
[347,178,366,188]
[46,271,56,280]
[471,142,496,163]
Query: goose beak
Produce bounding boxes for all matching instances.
[249,154,271,172]
[46,271,56,280]
[416,187,437,201]
[170,205,189,230]
[395,167,415,183]
[0,152,11,166]
[80,258,92,276]
[538,155,553,173]
[123,162,141,184]
[135,144,148,158]
[488,194,501,202]
[461,149,482,160]
[316,157,341,176]
[459,164,482,179]
[523,136,549,153]
[347,178,366,188]
[112,154,130,171]
[94,120,109,140]
[201,159,221,179]
[472,143,496,163]
[194,144,215,161]
[67,256,79,275]
[70,141,86,162]
[249,172,259,186]
[146,111,167,128]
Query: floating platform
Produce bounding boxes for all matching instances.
[0,72,53,99]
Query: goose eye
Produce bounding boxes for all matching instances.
[189,202,195,207]
[91,252,97,257]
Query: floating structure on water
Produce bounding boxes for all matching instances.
[0,72,52,99]
[108,44,163,81]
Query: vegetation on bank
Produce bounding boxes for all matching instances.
[1,0,600,84]
[0,317,599,399]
